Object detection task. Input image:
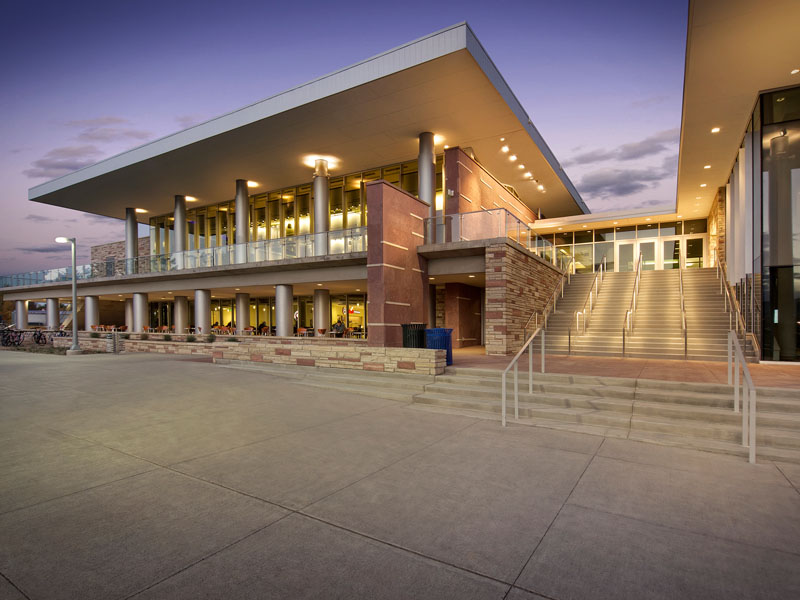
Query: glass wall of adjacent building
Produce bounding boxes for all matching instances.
[537,220,708,274]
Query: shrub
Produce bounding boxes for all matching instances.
[206,333,216,343]
[226,337,238,342]
[140,333,149,340]
[186,334,196,343]
[89,332,100,338]
[163,334,172,341]
[121,333,130,340]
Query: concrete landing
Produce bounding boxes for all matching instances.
[0,351,798,599]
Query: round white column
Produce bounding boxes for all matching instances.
[15,300,28,329]
[173,195,187,269]
[46,298,60,330]
[174,296,189,334]
[418,131,436,241]
[275,284,293,337]
[84,295,100,331]
[235,293,250,335]
[124,298,133,331]
[133,293,148,333]
[234,179,250,264]
[313,289,330,336]
[194,290,211,335]
[125,207,138,275]
[313,159,329,255]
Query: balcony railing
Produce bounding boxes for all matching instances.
[1,227,367,288]
[424,209,571,272]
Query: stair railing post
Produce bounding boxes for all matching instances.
[741,373,749,447]
[734,351,740,414]
[514,361,519,420]
[749,387,756,464]
[541,330,545,374]
[727,332,732,385]
[528,340,533,395]
[622,326,625,356]
[501,372,507,427]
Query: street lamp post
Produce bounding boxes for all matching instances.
[55,237,81,354]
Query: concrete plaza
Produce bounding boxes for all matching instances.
[1,351,799,599]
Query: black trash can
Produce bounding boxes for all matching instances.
[426,327,454,365]
[401,323,427,348]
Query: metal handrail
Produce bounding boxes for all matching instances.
[714,251,760,355]
[501,326,546,427]
[679,267,687,359]
[524,257,573,337]
[575,255,606,334]
[624,252,643,333]
[728,331,757,463]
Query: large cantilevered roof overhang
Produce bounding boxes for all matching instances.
[677,0,800,219]
[29,23,587,221]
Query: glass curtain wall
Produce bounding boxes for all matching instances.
[150,158,442,251]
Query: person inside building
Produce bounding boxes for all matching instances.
[332,317,345,337]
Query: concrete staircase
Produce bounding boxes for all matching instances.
[412,367,800,463]
[544,267,734,360]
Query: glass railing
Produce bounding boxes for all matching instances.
[0,227,367,288]
[423,209,571,272]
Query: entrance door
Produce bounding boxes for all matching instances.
[661,237,682,270]
[617,242,635,272]
[685,236,705,268]
[639,240,656,270]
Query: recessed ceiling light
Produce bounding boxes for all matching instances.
[316,283,322,286]
[558,227,563,230]
[582,225,587,228]
[501,145,509,153]
[185,196,197,202]
[168,291,173,294]
[468,274,476,278]
[776,98,785,103]
[518,164,525,170]
[613,221,618,225]
[429,277,435,280]
[500,137,505,142]
[235,288,240,291]
[711,127,720,133]
[433,134,444,144]
[247,180,259,188]
[523,172,532,178]
[677,215,682,218]
[703,165,711,169]
[509,155,517,161]
[134,208,148,213]
[700,183,707,187]
[537,184,545,191]
[118,294,123,297]
[443,145,449,149]
[355,289,361,292]
[791,69,799,75]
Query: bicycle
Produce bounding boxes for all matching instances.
[1,328,24,347]
[32,330,50,345]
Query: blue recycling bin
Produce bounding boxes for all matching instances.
[425,328,453,365]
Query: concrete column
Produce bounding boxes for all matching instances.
[235,179,250,264]
[313,159,330,255]
[313,289,330,336]
[124,298,133,331]
[46,298,60,330]
[275,284,293,337]
[418,132,436,241]
[15,300,28,329]
[84,295,100,331]
[174,195,187,269]
[173,296,189,334]
[194,289,211,335]
[235,293,250,335]
[133,292,148,333]
[125,208,139,275]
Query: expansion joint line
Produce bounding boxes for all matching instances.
[501,437,606,600]
[0,570,31,600]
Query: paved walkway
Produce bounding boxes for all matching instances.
[453,346,800,389]
[1,351,799,599]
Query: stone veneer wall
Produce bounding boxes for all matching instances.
[91,237,150,263]
[435,285,445,327]
[366,180,429,347]
[484,241,561,355]
[443,147,537,225]
[708,186,726,267]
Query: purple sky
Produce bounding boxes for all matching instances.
[0,0,687,275]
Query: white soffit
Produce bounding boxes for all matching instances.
[29,23,587,221]
[677,0,800,218]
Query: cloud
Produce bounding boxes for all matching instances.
[23,145,104,179]
[175,114,204,129]
[81,214,123,225]
[563,128,680,167]
[65,117,128,128]
[24,214,77,223]
[577,167,670,198]
[630,95,669,109]
[18,245,66,254]
[616,128,679,161]
[77,127,152,142]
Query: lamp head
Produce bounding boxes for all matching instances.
[55,237,70,244]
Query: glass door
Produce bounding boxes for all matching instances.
[685,236,705,268]
[661,237,682,270]
[639,241,656,270]
[616,242,635,272]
